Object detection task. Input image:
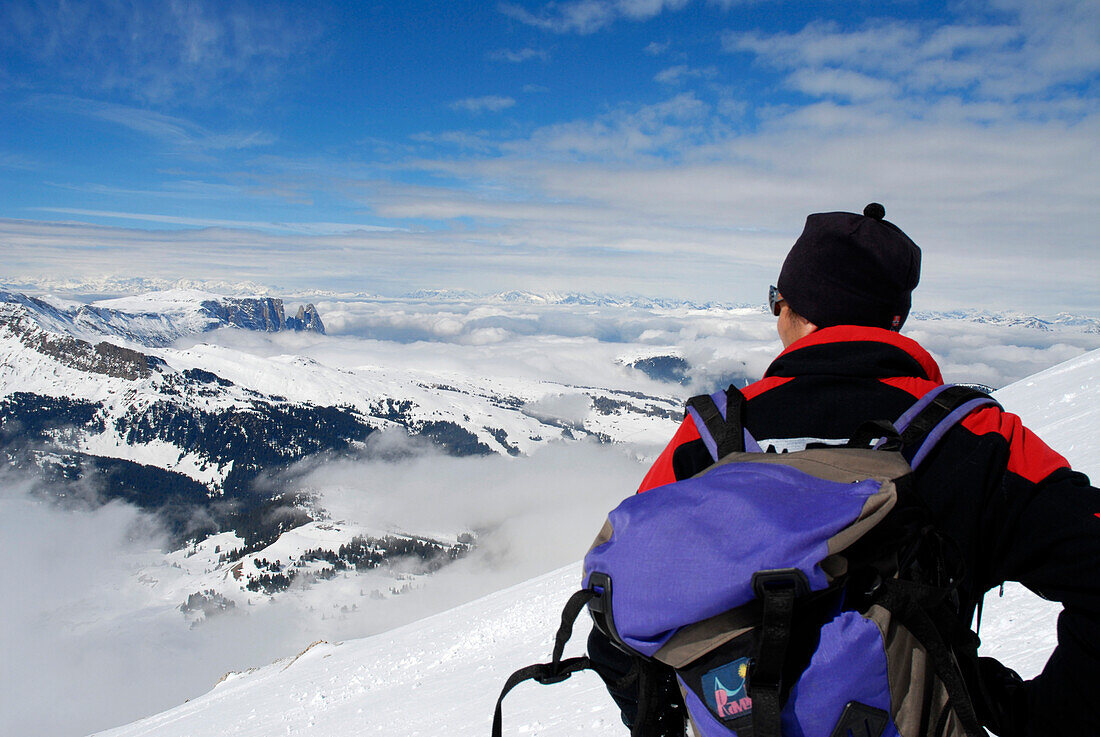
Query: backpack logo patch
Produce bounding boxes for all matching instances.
[703,657,752,719]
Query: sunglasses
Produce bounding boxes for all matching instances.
[768,285,783,317]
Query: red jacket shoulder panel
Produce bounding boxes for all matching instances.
[961,405,1070,484]
[636,417,700,493]
[742,375,795,400]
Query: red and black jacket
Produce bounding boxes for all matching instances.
[616,326,1099,736]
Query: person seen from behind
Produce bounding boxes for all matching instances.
[587,203,1100,737]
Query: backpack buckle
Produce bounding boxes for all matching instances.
[586,572,642,658]
[535,669,572,686]
[751,568,810,599]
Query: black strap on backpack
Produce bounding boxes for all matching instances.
[749,569,809,737]
[898,385,996,468]
[685,384,747,459]
[492,589,596,737]
[493,588,685,737]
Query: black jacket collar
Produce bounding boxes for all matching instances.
[765,325,943,382]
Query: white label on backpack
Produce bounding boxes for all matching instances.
[756,436,848,454]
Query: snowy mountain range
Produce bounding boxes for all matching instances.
[0,289,684,602]
[92,345,1099,737]
[910,308,1100,333]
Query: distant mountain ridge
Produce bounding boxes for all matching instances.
[405,291,1100,329]
[5,281,1098,330]
[401,288,755,311]
[910,309,1100,333]
[0,290,325,348]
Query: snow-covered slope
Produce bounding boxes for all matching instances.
[95,565,612,737]
[94,348,1099,737]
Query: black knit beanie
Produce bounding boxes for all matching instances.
[776,203,921,331]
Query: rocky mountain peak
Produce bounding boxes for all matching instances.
[288,303,325,334]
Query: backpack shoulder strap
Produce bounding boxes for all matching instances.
[685,385,761,461]
[893,384,1001,470]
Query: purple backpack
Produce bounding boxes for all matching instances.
[494,384,998,737]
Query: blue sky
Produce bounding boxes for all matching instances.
[1,0,1098,313]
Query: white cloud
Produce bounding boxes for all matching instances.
[451,95,517,113]
[992,0,1100,79]
[785,67,899,101]
[654,64,719,85]
[488,47,550,62]
[723,4,1099,103]
[500,0,617,34]
[0,475,176,736]
[521,393,594,426]
[726,22,921,72]
[500,0,690,34]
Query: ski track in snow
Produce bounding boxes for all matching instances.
[95,348,1098,737]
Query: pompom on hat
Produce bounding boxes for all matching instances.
[776,203,921,331]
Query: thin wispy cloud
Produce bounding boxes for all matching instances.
[450,95,517,113]
[501,0,696,34]
[35,208,402,235]
[0,151,39,171]
[499,0,763,34]
[654,64,719,85]
[488,47,550,62]
[43,179,246,201]
[2,0,321,105]
[517,91,712,159]
[29,95,275,150]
